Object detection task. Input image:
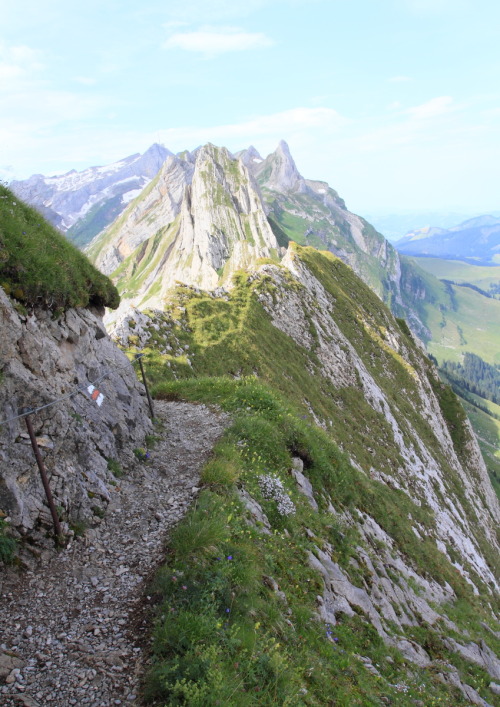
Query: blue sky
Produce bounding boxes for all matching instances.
[1,0,499,215]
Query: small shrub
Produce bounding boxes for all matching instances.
[145,434,159,449]
[0,518,16,563]
[70,520,87,537]
[133,447,150,462]
[107,458,124,477]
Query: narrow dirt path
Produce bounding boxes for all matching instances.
[0,401,229,707]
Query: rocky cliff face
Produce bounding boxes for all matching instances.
[0,289,151,541]
[88,144,279,325]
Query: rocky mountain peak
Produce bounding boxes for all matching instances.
[9,144,172,243]
[254,139,306,193]
[236,145,264,169]
[88,143,280,324]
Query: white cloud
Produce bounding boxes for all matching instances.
[0,42,44,91]
[74,76,97,86]
[156,107,346,148]
[405,95,454,120]
[163,26,274,55]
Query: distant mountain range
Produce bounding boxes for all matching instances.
[10,144,171,246]
[10,141,499,343]
[366,211,500,243]
[395,215,500,264]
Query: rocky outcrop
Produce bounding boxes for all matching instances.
[92,152,196,275]
[0,288,152,539]
[247,141,428,337]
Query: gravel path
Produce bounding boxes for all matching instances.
[0,401,229,706]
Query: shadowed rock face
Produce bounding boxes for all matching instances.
[0,288,152,536]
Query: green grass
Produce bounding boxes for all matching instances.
[412,257,500,292]
[0,184,119,311]
[426,285,500,365]
[459,397,500,498]
[144,377,473,707]
[401,257,500,365]
[137,247,500,705]
[0,518,16,563]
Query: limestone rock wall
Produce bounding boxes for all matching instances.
[0,289,152,536]
[256,252,500,592]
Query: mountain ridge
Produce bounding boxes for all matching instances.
[396,216,500,264]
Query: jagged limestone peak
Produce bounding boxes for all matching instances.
[254,139,306,193]
[89,152,195,275]
[99,143,280,326]
[235,144,264,169]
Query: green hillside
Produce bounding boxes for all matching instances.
[412,257,500,294]
[401,257,500,365]
[124,246,500,706]
[460,395,500,498]
[0,185,119,311]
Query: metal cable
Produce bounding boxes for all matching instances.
[0,352,145,427]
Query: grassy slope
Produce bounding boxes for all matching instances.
[400,258,500,365]
[0,184,119,311]
[425,284,500,364]
[413,257,500,291]
[459,394,500,498]
[402,261,500,495]
[133,248,499,706]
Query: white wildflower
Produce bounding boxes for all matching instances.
[258,474,296,516]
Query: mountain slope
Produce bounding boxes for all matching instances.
[115,243,500,705]
[240,141,428,337]
[88,144,280,323]
[0,183,118,311]
[10,143,171,247]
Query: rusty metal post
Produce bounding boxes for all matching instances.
[135,354,155,420]
[23,411,63,543]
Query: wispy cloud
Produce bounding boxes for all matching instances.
[404,95,454,120]
[0,42,44,90]
[163,26,274,55]
[157,107,346,146]
[74,76,97,86]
